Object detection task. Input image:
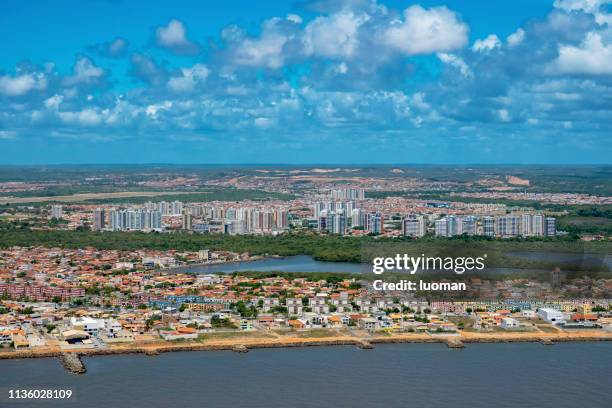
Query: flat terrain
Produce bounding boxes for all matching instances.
[0,191,205,204]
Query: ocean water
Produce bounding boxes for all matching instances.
[1,342,610,408]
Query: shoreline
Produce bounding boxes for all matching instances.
[2,331,611,361]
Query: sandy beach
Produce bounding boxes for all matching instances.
[2,329,611,360]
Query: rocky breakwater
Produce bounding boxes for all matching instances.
[444,338,465,349]
[357,340,374,349]
[57,352,86,374]
[232,344,249,353]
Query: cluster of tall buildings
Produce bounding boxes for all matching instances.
[329,188,365,201]
[434,216,478,237]
[144,201,184,216]
[107,209,163,231]
[93,202,289,235]
[313,207,557,238]
[216,207,289,235]
[87,194,556,239]
[491,214,556,237]
[314,203,383,236]
[431,213,556,238]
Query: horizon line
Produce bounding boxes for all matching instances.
[0,163,611,167]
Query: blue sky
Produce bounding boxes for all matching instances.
[0,0,610,164]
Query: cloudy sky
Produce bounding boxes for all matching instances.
[0,0,611,164]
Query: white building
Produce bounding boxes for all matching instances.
[435,218,448,237]
[537,308,566,325]
[51,205,63,219]
[403,215,426,237]
[500,317,521,329]
[70,317,105,336]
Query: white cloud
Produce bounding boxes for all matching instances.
[225,20,295,69]
[472,34,501,52]
[498,108,511,122]
[0,73,47,96]
[304,11,368,58]
[64,57,104,86]
[0,130,17,139]
[527,118,540,125]
[167,64,210,93]
[156,19,198,54]
[44,94,63,110]
[553,0,610,13]
[254,117,274,128]
[554,0,612,25]
[59,108,103,126]
[108,38,127,56]
[551,32,612,75]
[437,53,471,77]
[506,28,525,47]
[146,101,173,119]
[382,5,469,55]
[334,62,348,74]
[287,14,303,24]
[130,54,167,86]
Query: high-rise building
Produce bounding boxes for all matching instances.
[274,209,289,229]
[532,214,545,236]
[150,211,162,230]
[545,217,556,236]
[351,208,365,228]
[483,216,495,236]
[495,215,520,237]
[318,212,328,231]
[402,215,426,237]
[158,201,169,215]
[460,216,477,235]
[520,214,533,236]
[327,211,347,235]
[51,205,63,219]
[171,201,183,216]
[93,208,105,231]
[226,208,237,220]
[313,202,327,219]
[224,220,245,235]
[182,212,192,230]
[435,218,448,237]
[446,215,458,237]
[366,212,383,234]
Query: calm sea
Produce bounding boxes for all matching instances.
[1,342,610,408]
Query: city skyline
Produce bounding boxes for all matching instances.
[1,0,611,164]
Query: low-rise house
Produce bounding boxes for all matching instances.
[70,317,104,336]
[239,319,253,331]
[359,317,378,331]
[500,317,521,329]
[159,328,197,341]
[288,319,307,329]
[571,313,598,322]
[521,310,536,319]
[328,315,342,327]
[286,298,303,316]
[12,334,29,349]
